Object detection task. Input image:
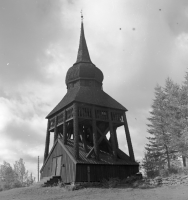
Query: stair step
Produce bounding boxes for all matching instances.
[43,176,61,186]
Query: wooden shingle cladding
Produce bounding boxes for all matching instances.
[46,87,127,119]
[75,22,91,64]
[66,62,104,86]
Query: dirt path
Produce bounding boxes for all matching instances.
[0,184,188,200]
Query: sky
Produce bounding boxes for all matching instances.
[1,0,188,179]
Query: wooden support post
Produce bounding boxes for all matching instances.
[63,110,67,144]
[43,120,50,163]
[123,113,135,162]
[113,126,119,149]
[86,127,109,158]
[92,106,99,160]
[73,103,79,160]
[108,110,117,159]
[53,116,58,144]
[79,128,88,153]
[87,166,90,183]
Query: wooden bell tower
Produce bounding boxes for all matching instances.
[41,15,139,183]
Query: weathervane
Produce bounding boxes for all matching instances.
[81,10,83,22]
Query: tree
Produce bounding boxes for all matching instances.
[0,161,15,188]
[144,71,188,175]
[177,72,188,166]
[165,76,188,167]
[142,150,162,178]
[14,158,28,186]
[145,75,188,172]
[147,83,175,171]
[0,158,35,190]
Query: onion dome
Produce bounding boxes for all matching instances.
[65,19,104,88]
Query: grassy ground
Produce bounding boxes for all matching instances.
[0,183,188,200]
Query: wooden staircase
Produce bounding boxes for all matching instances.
[44,176,61,186]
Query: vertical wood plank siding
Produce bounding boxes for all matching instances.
[76,164,139,182]
[41,142,76,183]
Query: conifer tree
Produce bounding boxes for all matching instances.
[163,78,181,155]
[144,73,188,175]
[176,73,188,166]
[166,75,188,167]
[146,83,175,171]
[142,151,157,177]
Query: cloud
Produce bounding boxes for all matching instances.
[0,86,50,177]
[176,33,188,49]
[1,0,188,178]
[0,0,64,87]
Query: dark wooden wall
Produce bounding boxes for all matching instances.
[76,164,139,182]
[61,150,76,183]
[41,142,139,183]
[41,142,76,183]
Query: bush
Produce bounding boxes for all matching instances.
[168,167,178,175]
[101,176,143,188]
[3,183,12,190]
[183,167,188,175]
[121,176,138,184]
[159,169,169,177]
[101,177,120,188]
[146,170,160,178]
[177,166,188,175]
[58,180,65,188]
[12,180,22,188]
[160,167,179,177]
[107,178,120,188]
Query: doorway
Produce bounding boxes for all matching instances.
[52,156,62,176]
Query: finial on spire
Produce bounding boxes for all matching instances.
[76,10,91,63]
[81,10,83,22]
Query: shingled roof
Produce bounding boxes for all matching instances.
[41,138,138,172]
[65,19,104,86]
[76,22,91,63]
[46,17,128,119]
[59,138,138,165]
[46,86,127,118]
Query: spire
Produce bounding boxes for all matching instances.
[76,12,91,63]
